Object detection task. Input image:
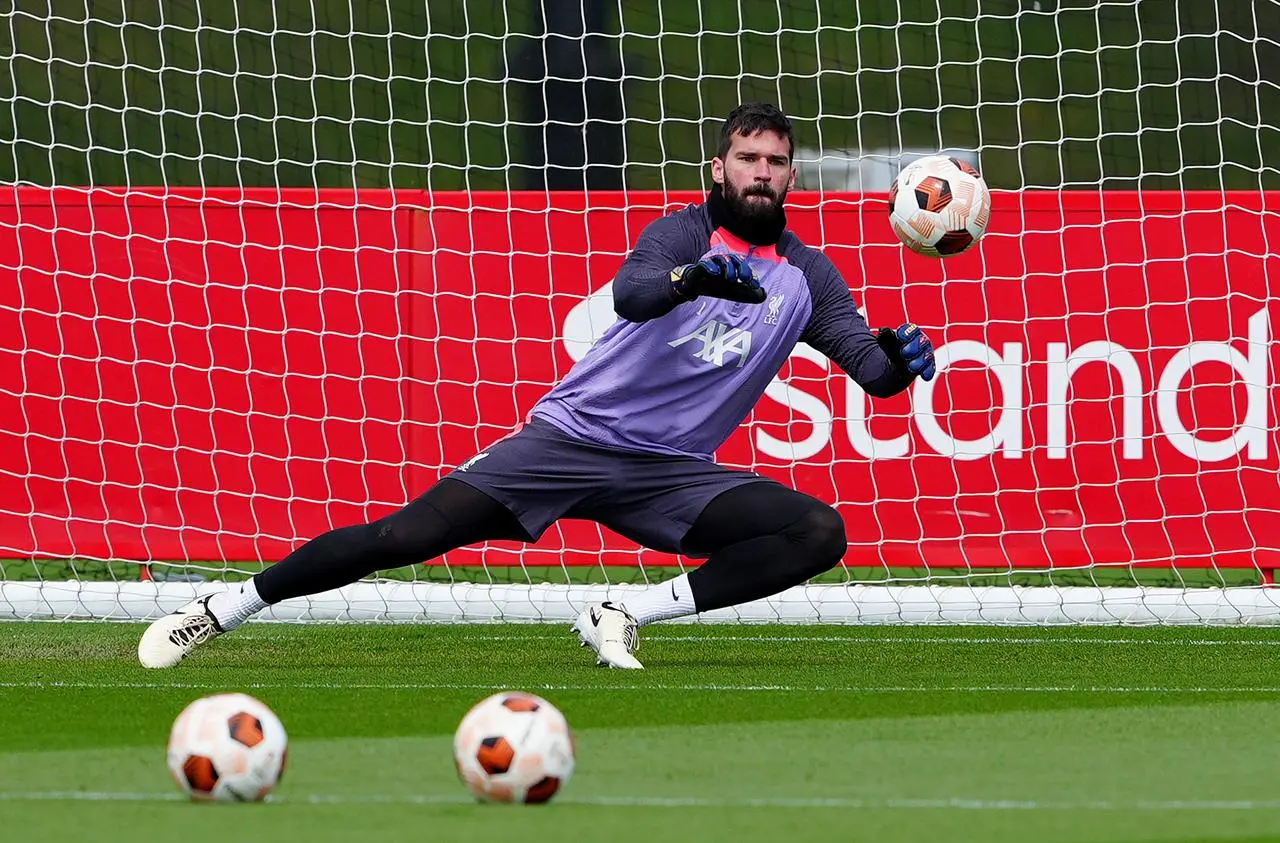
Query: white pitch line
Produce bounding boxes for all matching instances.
[3,680,1279,694]
[447,634,1280,647]
[1,790,1278,811]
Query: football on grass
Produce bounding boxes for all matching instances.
[167,693,288,802]
[453,691,575,804]
[888,154,991,257]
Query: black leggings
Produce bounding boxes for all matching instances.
[255,479,524,604]
[681,482,848,613]
[255,478,846,611]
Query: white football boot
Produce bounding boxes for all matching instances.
[137,595,225,669]
[573,601,643,669]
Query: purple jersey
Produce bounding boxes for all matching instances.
[531,202,910,460]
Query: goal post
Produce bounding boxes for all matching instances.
[1,2,1278,624]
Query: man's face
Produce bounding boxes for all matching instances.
[712,129,796,221]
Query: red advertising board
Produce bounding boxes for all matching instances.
[0,187,1277,573]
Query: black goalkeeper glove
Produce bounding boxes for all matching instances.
[877,323,937,382]
[670,254,767,304]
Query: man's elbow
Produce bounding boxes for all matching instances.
[611,274,676,323]
[609,275,640,322]
[612,295,652,323]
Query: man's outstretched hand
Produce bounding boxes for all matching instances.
[671,254,767,304]
[877,323,937,381]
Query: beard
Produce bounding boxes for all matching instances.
[712,178,788,246]
[723,179,787,226]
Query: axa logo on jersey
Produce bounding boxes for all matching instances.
[668,319,753,367]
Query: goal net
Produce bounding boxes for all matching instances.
[2,1,1278,624]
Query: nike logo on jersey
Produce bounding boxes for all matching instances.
[668,319,753,368]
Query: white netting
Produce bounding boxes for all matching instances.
[1,1,1278,623]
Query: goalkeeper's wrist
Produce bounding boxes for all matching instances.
[875,326,916,381]
[669,264,699,301]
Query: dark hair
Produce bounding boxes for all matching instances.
[716,102,795,161]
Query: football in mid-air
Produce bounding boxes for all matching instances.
[167,693,288,803]
[453,691,575,804]
[888,154,991,257]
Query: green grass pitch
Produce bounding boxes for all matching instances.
[2,623,1280,843]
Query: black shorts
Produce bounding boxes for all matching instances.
[444,416,775,556]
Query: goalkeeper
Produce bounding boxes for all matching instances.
[139,102,936,670]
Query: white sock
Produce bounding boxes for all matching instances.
[207,578,267,632]
[622,574,698,626]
